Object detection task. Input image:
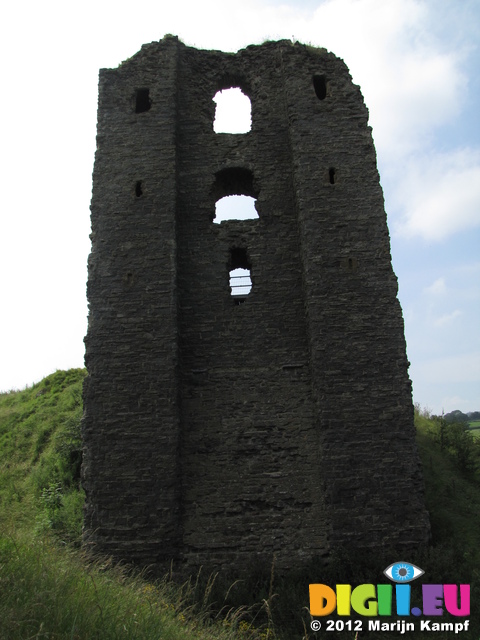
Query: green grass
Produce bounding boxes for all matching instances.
[0,527,273,640]
[0,370,269,640]
[1,373,479,638]
[469,420,480,439]
[0,369,84,493]
[415,411,480,554]
[0,531,203,639]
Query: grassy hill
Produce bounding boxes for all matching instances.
[1,370,479,638]
[0,370,268,640]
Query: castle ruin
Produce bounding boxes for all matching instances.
[82,36,430,573]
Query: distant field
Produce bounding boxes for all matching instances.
[469,420,480,438]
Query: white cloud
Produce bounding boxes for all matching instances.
[433,310,462,328]
[367,49,466,158]
[393,148,480,240]
[440,396,471,413]
[424,277,447,296]
[455,261,480,277]
[417,352,480,384]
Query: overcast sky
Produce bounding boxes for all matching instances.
[1,0,479,414]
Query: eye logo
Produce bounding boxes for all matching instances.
[383,561,424,583]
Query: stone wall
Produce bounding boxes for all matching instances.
[82,36,430,574]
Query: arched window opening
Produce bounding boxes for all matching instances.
[212,167,256,199]
[135,88,151,113]
[313,74,328,100]
[135,180,143,197]
[213,87,251,133]
[329,167,336,185]
[229,247,252,304]
[214,195,258,223]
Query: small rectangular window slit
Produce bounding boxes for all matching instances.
[135,88,151,113]
[313,74,328,100]
[229,247,252,304]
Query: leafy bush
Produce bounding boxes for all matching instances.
[428,414,480,478]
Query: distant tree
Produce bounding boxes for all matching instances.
[444,410,469,424]
[435,417,480,476]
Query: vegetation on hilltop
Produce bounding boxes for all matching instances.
[0,371,479,638]
[443,409,480,424]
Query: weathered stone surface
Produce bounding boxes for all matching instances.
[82,36,430,574]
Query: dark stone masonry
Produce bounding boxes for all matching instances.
[82,36,430,574]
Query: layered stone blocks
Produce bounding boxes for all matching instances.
[82,36,430,573]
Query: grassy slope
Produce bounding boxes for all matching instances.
[1,371,479,638]
[0,370,267,640]
[0,369,85,531]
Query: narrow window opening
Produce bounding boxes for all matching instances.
[329,167,336,185]
[135,88,151,113]
[123,271,134,287]
[214,195,258,223]
[213,87,251,133]
[340,257,357,271]
[313,74,327,100]
[230,268,252,304]
[135,181,143,197]
[229,248,252,304]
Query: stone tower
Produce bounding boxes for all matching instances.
[82,36,430,573]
